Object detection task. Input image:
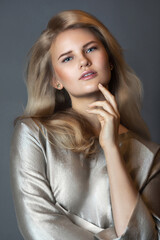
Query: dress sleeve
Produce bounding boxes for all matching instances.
[10,119,94,240]
[94,150,160,240]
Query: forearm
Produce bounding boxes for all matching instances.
[103,144,138,237]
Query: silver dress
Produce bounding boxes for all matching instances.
[10,118,160,239]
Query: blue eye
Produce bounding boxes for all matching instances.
[86,46,97,53]
[62,57,73,63]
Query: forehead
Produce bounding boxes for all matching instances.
[50,28,101,57]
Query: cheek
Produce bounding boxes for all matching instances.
[101,54,110,67]
[95,52,110,70]
[98,53,111,82]
[54,66,72,84]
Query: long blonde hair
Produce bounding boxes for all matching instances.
[16,10,150,157]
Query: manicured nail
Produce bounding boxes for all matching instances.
[98,83,103,87]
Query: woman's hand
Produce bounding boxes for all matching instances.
[87,84,138,237]
[87,83,120,149]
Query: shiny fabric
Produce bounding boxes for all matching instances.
[10,118,160,240]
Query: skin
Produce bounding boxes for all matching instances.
[50,28,126,135]
[50,28,111,97]
[50,28,138,237]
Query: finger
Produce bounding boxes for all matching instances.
[86,108,120,131]
[88,101,119,118]
[86,108,109,127]
[98,84,119,114]
[86,108,115,120]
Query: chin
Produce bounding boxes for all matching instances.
[84,86,101,96]
[84,85,99,93]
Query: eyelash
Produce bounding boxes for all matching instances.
[86,46,97,53]
[62,57,73,63]
[62,46,97,63]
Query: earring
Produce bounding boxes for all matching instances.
[110,64,113,71]
[57,83,61,89]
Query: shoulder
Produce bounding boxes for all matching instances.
[10,118,48,170]
[12,117,47,139]
[11,117,48,153]
[119,131,160,156]
[10,118,50,190]
[14,117,40,134]
[119,131,160,189]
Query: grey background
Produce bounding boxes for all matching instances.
[0,0,160,239]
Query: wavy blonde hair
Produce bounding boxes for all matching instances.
[16,10,150,157]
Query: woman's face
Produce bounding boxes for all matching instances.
[50,28,112,99]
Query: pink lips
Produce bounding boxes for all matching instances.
[79,70,97,80]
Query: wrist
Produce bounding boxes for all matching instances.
[101,140,119,152]
[102,142,120,156]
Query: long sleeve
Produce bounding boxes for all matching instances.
[95,149,160,240]
[10,119,94,240]
[10,119,160,240]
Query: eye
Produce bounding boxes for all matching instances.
[86,46,97,53]
[62,56,73,63]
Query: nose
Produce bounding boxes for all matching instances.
[79,53,91,68]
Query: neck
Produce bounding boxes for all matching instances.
[70,92,128,136]
[71,91,105,135]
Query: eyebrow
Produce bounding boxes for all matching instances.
[58,41,98,60]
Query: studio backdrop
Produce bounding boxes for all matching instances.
[0,0,159,239]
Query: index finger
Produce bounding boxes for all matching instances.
[98,83,119,113]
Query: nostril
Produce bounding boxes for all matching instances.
[80,58,91,67]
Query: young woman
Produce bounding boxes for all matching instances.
[10,10,160,240]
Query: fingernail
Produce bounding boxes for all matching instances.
[98,83,102,87]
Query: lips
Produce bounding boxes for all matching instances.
[79,70,97,80]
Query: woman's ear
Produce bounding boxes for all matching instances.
[51,78,64,90]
